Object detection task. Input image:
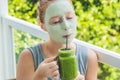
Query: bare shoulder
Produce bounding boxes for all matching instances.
[85,49,98,79]
[17,49,34,68]
[17,49,34,79]
[18,49,33,61]
[88,49,98,62]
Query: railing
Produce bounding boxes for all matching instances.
[0,0,16,79]
[0,0,120,80]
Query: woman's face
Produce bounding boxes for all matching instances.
[44,0,77,44]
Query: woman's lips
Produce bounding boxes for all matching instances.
[63,34,72,38]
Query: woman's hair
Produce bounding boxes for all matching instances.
[37,0,73,24]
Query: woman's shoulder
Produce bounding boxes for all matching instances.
[85,49,98,78]
[18,48,33,64]
[17,49,35,79]
[18,43,42,64]
[88,49,98,63]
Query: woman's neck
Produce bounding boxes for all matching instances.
[42,39,75,58]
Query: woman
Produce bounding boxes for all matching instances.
[17,0,98,80]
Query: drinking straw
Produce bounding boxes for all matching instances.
[66,37,68,50]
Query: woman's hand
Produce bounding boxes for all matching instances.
[36,57,59,80]
[74,72,85,80]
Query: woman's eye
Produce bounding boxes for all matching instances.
[66,15,74,20]
[67,17,73,20]
[53,21,60,24]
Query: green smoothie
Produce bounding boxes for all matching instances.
[58,48,78,80]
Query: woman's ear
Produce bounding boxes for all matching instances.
[40,23,47,31]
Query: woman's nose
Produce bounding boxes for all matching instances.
[61,18,70,30]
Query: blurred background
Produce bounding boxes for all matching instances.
[8,0,120,80]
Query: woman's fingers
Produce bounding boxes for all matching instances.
[52,70,59,77]
[44,59,59,79]
[47,66,59,79]
[48,61,59,78]
[50,64,59,71]
[52,70,60,80]
[44,57,56,63]
[47,61,57,68]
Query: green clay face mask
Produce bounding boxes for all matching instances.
[45,0,77,44]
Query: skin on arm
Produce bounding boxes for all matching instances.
[17,49,47,80]
[85,49,98,80]
[17,49,59,80]
[16,49,35,80]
